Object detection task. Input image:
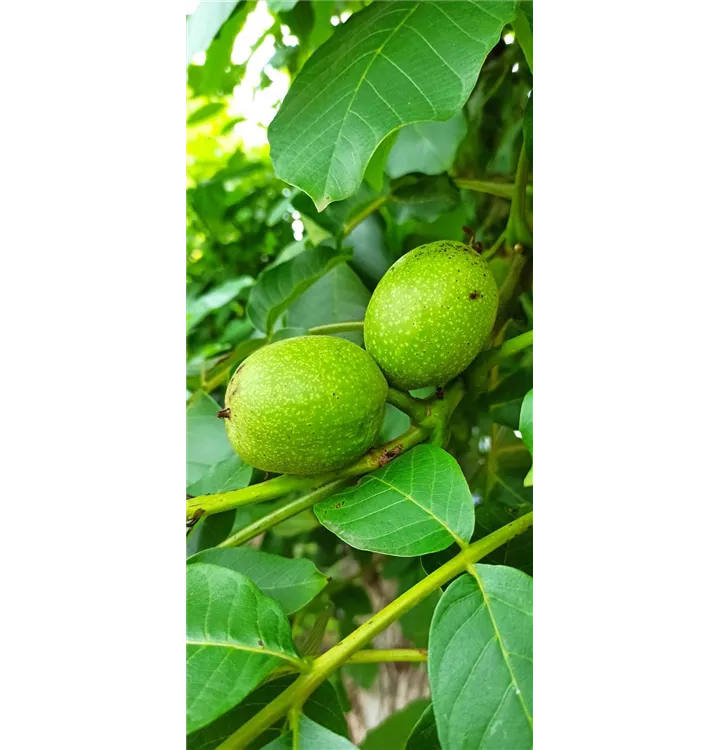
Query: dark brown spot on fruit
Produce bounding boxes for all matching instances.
[217,408,231,419]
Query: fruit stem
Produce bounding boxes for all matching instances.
[427,379,465,446]
[216,512,534,750]
[307,321,364,336]
[386,387,430,424]
[482,229,506,261]
[186,426,428,520]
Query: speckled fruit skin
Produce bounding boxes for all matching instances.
[364,240,499,390]
[224,336,388,475]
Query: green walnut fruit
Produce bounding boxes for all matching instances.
[364,240,498,390]
[223,336,388,475]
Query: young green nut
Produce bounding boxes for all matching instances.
[223,336,388,475]
[364,240,499,390]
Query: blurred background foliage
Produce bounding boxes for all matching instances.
[187,1,532,740]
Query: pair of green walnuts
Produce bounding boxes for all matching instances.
[223,240,498,475]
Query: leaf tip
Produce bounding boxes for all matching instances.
[314,195,331,212]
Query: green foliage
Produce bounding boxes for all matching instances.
[187,677,348,750]
[406,705,441,750]
[268,1,518,209]
[428,565,533,749]
[519,389,533,486]
[186,1,533,746]
[361,699,431,750]
[186,563,301,732]
[386,114,468,179]
[261,714,359,749]
[248,245,351,334]
[315,445,474,556]
[187,547,328,614]
[186,391,252,495]
[287,265,370,345]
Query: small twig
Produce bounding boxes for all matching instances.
[307,321,364,336]
[482,229,506,261]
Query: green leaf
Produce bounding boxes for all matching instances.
[187,102,227,126]
[186,564,301,733]
[187,454,252,496]
[267,239,307,268]
[295,189,394,289]
[519,0,533,31]
[386,114,468,179]
[187,392,250,494]
[345,213,393,289]
[201,337,267,393]
[262,715,359,749]
[332,585,373,639]
[390,174,460,224]
[269,1,517,210]
[187,677,348,750]
[396,562,441,647]
[295,605,332,657]
[343,661,378,691]
[519,389,533,486]
[406,705,441,750]
[293,183,382,237]
[287,264,370,345]
[267,0,299,12]
[309,0,335,50]
[273,510,320,538]
[488,469,532,511]
[247,245,351,334]
[270,326,310,342]
[187,277,254,333]
[315,444,474,556]
[486,369,534,409]
[489,398,523,430]
[187,548,328,614]
[193,3,250,96]
[364,131,399,192]
[186,0,242,66]
[513,6,533,74]
[187,511,237,558]
[523,92,532,162]
[428,565,533,749]
[379,403,411,443]
[361,699,431,750]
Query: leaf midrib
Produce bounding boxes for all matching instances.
[370,475,464,546]
[465,566,533,731]
[186,638,301,667]
[320,2,421,206]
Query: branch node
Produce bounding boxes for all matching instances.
[378,443,403,466]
